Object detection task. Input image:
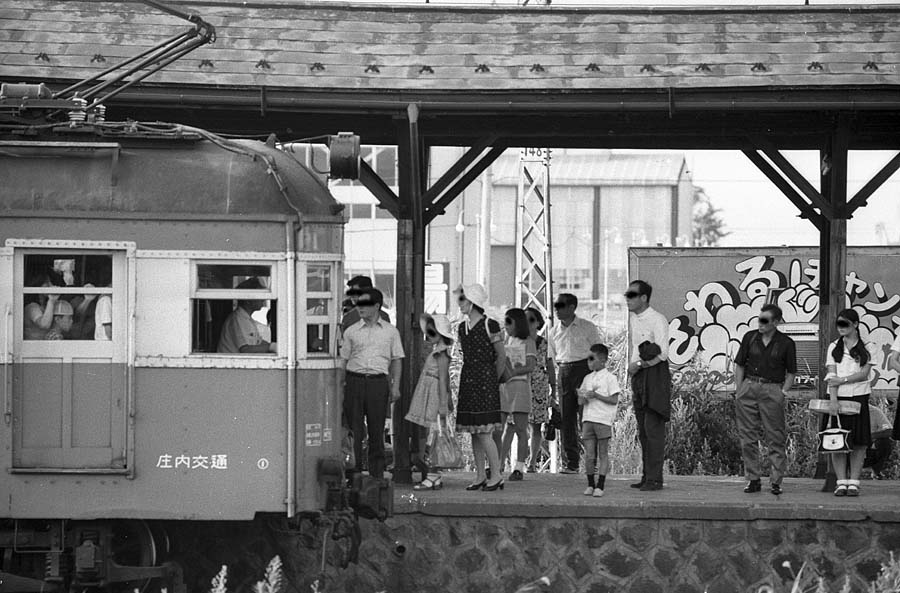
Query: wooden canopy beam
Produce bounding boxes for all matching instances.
[846,151,900,216]
[749,135,835,219]
[425,144,508,225]
[422,135,498,207]
[741,149,823,231]
[357,160,400,218]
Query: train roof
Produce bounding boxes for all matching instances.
[0,136,342,219]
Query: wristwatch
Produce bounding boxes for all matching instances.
[637,360,644,368]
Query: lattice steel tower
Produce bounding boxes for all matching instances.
[515,148,553,320]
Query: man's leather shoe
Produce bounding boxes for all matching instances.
[770,483,783,496]
[743,479,761,493]
[639,481,663,491]
[630,479,645,489]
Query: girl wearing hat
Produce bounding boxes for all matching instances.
[406,314,454,490]
[823,308,876,497]
[455,284,506,492]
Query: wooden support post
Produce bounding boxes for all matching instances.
[392,105,426,484]
[817,114,850,397]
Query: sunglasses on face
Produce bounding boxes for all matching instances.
[588,356,602,362]
[457,295,467,304]
[356,301,376,308]
[836,319,852,328]
[527,316,537,324]
[504,317,513,325]
[426,328,438,338]
[553,301,567,309]
[624,291,641,299]
[346,289,362,297]
[758,316,773,325]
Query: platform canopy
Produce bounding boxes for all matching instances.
[2,1,899,147]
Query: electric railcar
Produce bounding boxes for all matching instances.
[0,124,372,592]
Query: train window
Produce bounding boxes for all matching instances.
[21,253,114,341]
[190,264,277,355]
[303,262,337,355]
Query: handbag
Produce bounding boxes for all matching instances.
[429,417,464,469]
[817,414,851,454]
[543,406,562,442]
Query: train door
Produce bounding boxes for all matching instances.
[10,242,132,471]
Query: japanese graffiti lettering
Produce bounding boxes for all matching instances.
[668,254,900,390]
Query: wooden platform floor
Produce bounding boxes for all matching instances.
[393,473,900,522]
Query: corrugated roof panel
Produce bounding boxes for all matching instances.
[491,153,686,186]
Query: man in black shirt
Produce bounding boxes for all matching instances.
[733,304,797,495]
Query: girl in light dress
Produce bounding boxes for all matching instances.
[405,314,453,490]
[499,308,536,481]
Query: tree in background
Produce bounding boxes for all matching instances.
[692,187,729,247]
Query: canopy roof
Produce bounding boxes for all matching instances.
[3,1,899,91]
[2,2,899,148]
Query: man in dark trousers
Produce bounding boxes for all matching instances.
[339,288,404,479]
[548,293,601,473]
[626,280,671,491]
[734,303,797,496]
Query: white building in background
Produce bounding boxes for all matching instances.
[428,148,694,327]
[288,145,694,326]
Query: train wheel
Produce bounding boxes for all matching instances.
[107,520,159,593]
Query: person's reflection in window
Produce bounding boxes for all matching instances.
[45,300,74,341]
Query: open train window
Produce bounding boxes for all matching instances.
[190,263,277,355]
[21,253,115,341]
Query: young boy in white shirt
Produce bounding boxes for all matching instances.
[577,343,621,497]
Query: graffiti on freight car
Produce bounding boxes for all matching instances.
[668,255,900,390]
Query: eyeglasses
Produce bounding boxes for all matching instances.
[426,328,438,338]
[553,301,567,309]
[356,301,377,308]
[758,317,773,325]
[504,317,513,325]
[624,291,641,299]
[836,319,852,328]
[346,288,362,297]
[457,295,467,304]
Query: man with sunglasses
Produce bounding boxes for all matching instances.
[626,280,671,492]
[733,303,797,496]
[339,287,405,480]
[340,275,391,335]
[547,293,601,473]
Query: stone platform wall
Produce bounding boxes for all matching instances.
[295,515,900,593]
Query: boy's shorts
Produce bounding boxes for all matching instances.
[582,421,612,440]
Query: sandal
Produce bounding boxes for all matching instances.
[847,480,860,497]
[834,480,848,497]
[413,475,443,491]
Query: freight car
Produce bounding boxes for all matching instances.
[0,88,379,592]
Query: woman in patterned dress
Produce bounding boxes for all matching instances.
[454,284,506,491]
[526,307,556,473]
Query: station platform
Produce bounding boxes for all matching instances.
[319,473,900,593]
[393,472,900,523]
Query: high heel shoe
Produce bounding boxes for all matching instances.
[466,479,487,491]
[483,479,504,492]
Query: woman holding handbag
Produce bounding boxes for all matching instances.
[406,314,454,490]
[823,309,876,497]
[454,284,506,492]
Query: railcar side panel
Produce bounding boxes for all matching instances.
[0,217,289,253]
[1,368,286,519]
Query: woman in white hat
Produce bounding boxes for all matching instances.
[406,313,454,490]
[454,284,506,492]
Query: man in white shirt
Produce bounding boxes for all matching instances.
[339,287,405,479]
[626,280,671,491]
[217,277,275,354]
[548,292,601,473]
